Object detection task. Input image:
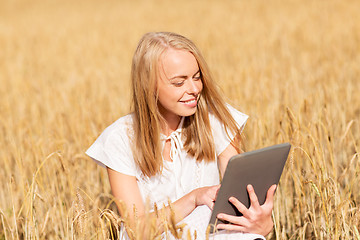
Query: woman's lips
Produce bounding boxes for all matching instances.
[180,98,197,107]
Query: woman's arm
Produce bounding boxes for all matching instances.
[217,141,275,236]
[107,167,220,229]
[106,167,145,219]
[218,142,239,178]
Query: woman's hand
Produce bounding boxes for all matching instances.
[191,185,220,210]
[216,184,276,236]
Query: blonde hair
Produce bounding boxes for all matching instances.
[131,32,243,178]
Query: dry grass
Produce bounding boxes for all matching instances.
[1,0,359,239]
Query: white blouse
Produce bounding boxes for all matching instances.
[86,105,265,239]
[86,105,248,208]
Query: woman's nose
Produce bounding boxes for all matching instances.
[186,79,202,94]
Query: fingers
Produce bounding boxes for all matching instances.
[217,212,247,227]
[215,185,276,236]
[208,185,220,200]
[194,185,220,209]
[207,199,215,210]
[224,184,274,217]
[214,184,221,200]
[200,195,215,210]
[207,185,220,209]
[216,222,247,232]
[247,184,260,209]
[227,196,250,218]
[223,185,260,218]
[264,184,277,208]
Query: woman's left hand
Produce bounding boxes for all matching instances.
[216,184,276,236]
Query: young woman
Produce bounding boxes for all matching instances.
[86,32,276,239]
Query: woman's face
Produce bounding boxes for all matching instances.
[157,48,203,125]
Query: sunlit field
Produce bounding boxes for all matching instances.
[1,0,359,239]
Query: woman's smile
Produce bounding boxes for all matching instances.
[180,97,198,107]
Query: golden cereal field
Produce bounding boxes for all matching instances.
[0,0,359,239]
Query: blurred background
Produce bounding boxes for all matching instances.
[1,0,359,239]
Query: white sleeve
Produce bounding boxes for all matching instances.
[85,119,137,176]
[210,104,249,156]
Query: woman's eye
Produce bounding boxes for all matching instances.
[172,81,184,86]
[193,75,201,80]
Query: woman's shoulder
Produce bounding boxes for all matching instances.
[86,113,137,174]
[88,113,135,153]
[208,104,249,155]
[100,113,135,139]
[208,103,249,129]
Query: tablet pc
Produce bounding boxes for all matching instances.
[209,143,291,232]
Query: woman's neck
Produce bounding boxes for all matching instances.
[161,115,182,136]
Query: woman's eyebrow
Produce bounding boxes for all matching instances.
[169,70,200,80]
[169,75,187,80]
[192,70,200,77]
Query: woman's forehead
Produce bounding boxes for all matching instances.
[159,48,199,78]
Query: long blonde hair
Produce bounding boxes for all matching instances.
[131,32,243,178]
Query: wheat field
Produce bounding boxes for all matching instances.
[1,0,359,239]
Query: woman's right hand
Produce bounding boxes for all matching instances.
[191,185,220,210]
